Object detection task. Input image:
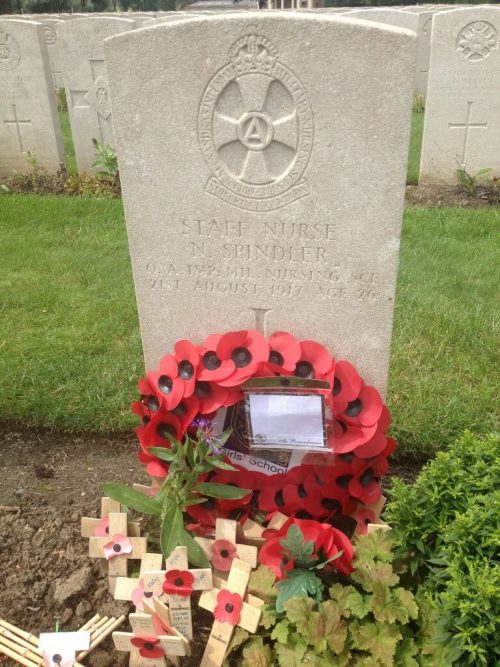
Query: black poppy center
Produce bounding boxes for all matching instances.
[113,544,121,553]
[172,402,186,416]
[178,360,194,380]
[220,549,230,559]
[158,375,173,395]
[345,398,363,417]
[156,423,176,439]
[105,526,109,534]
[143,415,151,425]
[333,377,341,396]
[232,346,252,368]
[340,452,354,462]
[202,498,216,510]
[202,351,221,371]
[281,556,289,566]
[336,475,353,489]
[360,467,374,487]
[225,603,234,613]
[52,655,62,665]
[269,350,284,366]
[144,591,153,598]
[147,395,160,412]
[296,510,314,520]
[274,490,285,507]
[298,484,307,499]
[295,361,314,379]
[174,577,184,587]
[321,498,341,511]
[195,381,212,399]
[144,642,155,651]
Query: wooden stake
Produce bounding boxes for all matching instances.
[199,559,263,667]
[81,497,140,538]
[88,512,147,593]
[195,518,257,578]
[114,552,163,610]
[113,612,188,666]
[142,546,212,640]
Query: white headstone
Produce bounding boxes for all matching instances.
[0,19,64,176]
[420,7,500,183]
[57,16,136,174]
[105,13,416,395]
[39,17,64,88]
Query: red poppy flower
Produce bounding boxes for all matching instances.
[260,331,302,375]
[355,407,392,458]
[197,333,234,383]
[162,569,194,597]
[330,360,363,414]
[342,384,383,429]
[193,380,230,414]
[211,539,238,571]
[103,535,132,560]
[137,377,162,414]
[130,635,164,659]
[173,339,199,397]
[214,589,243,626]
[259,536,295,579]
[136,409,181,449]
[137,448,169,478]
[215,330,269,386]
[329,418,378,455]
[146,354,185,411]
[186,496,217,528]
[185,522,214,537]
[347,458,387,506]
[169,394,199,432]
[94,516,109,538]
[294,340,334,380]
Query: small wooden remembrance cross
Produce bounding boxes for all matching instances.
[195,518,257,577]
[81,496,141,539]
[114,553,164,610]
[199,558,263,667]
[142,546,212,640]
[88,512,147,594]
[113,612,187,667]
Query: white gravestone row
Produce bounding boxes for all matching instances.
[57,16,137,174]
[420,7,500,184]
[105,12,416,396]
[0,19,64,177]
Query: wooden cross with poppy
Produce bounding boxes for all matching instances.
[88,512,147,594]
[238,511,289,548]
[112,611,188,667]
[195,518,258,578]
[199,558,263,667]
[142,546,212,640]
[114,552,164,610]
[81,497,141,540]
[141,597,191,667]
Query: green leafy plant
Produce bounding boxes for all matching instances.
[92,138,119,177]
[232,531,447,667]
[385,431,500,582]
[104,422,249,567]
[455,165,492,196]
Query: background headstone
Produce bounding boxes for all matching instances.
[38,17,64,89]
[420,7,500,183]
[105,13,416,396]
[0,19,64,177]
[57,16,136,174]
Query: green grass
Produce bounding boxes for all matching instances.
[0,195,498,458]
[407,109,424,185]
[59,110,77,175]
[388,207,499,457]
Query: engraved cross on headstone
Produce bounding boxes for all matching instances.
[69,59,112,145]
[250,307,272,335]
[3,104,32,153]
[449,101,487,169]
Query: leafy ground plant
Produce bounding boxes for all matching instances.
[385,432,500,581]
[104,421,248,567]
[233,530,447,667]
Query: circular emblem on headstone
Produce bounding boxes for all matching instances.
[423,18,432,39]
[0,30,21,71]
[43,25,57,46]
[456,21,498,63]
[198,33,314,212]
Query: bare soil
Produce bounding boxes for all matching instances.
[0,427,421,666]
[405,183,500,207]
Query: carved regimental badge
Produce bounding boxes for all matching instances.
[456,21,498,63]
[0,30,21,71]
[198,33,314,212]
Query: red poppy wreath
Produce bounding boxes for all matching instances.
[132,330,395,538]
